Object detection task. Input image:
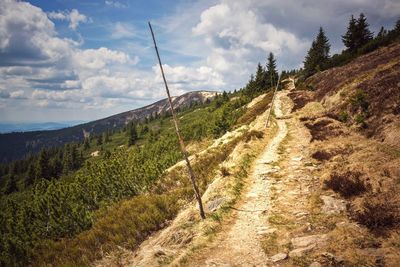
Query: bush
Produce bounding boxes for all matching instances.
[220,166,230,177]
[324,171,368,198]
[311,150,332,161]
[349,89,369,112]
[351,192,400,231]
[355,113,367,125]
[338,111,350,123]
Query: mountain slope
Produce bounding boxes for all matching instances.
[291,41,400,148]
[94,43,400,266]
[0,91,216,162]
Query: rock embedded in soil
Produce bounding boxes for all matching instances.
[206,197,227,212]
[291,234,327,249]
[320,195,347,214]
[270,253,288,262]
[256,227,277,235]
[289,244,316,257]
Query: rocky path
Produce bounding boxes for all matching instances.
[193,90,292,266]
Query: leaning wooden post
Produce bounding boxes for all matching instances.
[265,73,281,128]
[148,22,206,219]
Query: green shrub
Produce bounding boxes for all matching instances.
[338,111,350,123]
[355,113,367,125]
[349,89,369,112]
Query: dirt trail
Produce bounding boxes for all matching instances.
[194,90,292,266]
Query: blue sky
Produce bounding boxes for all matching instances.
[0,0,398,123]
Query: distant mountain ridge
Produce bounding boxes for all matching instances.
[0,121,85,133]
[0,91,217,162]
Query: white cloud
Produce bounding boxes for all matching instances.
[73,47,132,70]
[111,22,135,39]
[48,9,88,30]
[153,64,225,93]
[9,90,25,99]
[105,0,127,9]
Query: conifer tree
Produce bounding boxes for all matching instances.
[377,26,387,38]
[395,19,400,33]
[342,13,373,52]
[254,62,265,91]
[96,135,103,146]
[303,27,330,77]
[3,175,17,194]
[36,149,50,180]
[265,52,278,89]
[222,91,229,102]
[127,122,137,146]
[25,164,36,187]
[355,13,373,48]
[83,138,90,150]
[342,15,358,52]
[103,131,110,143]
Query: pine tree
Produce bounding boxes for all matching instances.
[303,27,330,77]
[395,18,400,33]
[254,62,266,91]
[103,131,110,143]
[83,138,90,150]
[3,175,17,194]
[25,164,36,187]
[36,149,50,180]
[355,13,373,48]
[127,122,137,146]
[222,91,229,102]
[377,26,387,39]
[96,135,103,146]
[342,13,373,52]
[265,52,278,89]
[342,15,358,52]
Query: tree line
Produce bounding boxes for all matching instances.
[303,14,400,78]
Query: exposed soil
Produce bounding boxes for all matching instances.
[188,89,291,266]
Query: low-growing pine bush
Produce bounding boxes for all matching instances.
[324,171,368,198]
[351,192,400,232]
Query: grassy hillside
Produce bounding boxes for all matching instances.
[0,69,275,266]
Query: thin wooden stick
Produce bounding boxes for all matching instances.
[148,22,205,219]
[265,73,281,128]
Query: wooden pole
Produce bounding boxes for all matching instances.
[265,73,281,128]
[148,22,206,219]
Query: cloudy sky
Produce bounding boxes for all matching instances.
[0,0,398,123]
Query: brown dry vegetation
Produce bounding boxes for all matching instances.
[303,41,400,148]
[324,171,369,198]
[236,91,273,125]
[287,41,400,265]
[304,118,347,142]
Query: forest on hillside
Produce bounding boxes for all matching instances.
[0,54,280,266]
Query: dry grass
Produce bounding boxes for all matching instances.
[236,92,273,125]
